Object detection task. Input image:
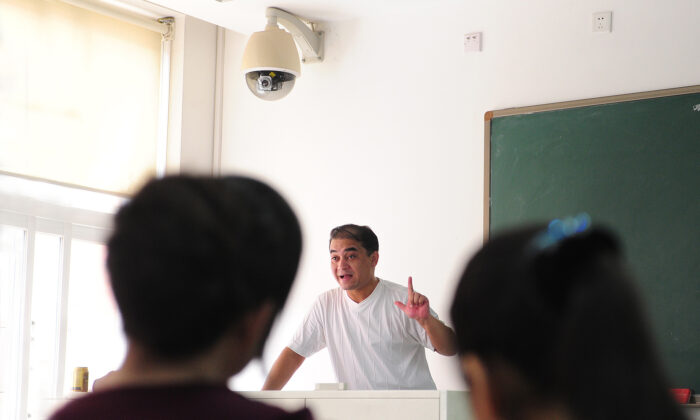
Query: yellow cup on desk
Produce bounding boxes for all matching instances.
[72,367,89,392]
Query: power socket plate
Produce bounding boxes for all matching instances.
[464,32,482,52]
[593,11,612,32]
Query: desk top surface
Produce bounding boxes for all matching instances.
[240,390,465,399]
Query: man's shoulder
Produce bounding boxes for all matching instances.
[378,278,407,296]
[314,287,345,303]
[304,288,344,315]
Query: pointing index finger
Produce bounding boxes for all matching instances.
[408,276,414,296]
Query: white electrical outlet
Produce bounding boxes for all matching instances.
[464,32,482,52]
[593,11,612,32]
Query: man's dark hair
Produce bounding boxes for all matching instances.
[450,224,685,420]
[107,175,302,360]
[329,224,378,255]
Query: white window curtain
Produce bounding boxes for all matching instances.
[0,0,164,194]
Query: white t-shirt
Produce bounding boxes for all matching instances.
[289,279,437,390]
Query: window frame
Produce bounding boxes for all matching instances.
[0,188,118,418]
[0,0,176,416]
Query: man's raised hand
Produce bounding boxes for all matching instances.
[394,276,430,322]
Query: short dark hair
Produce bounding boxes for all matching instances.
[329,224,378,255]
[107,175,302,360]
[450,224,684,420]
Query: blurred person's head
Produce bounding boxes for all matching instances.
[107,175,302,376]
[450,218,685,420]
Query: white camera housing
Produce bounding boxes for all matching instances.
[241,8,323,101]
[242,25,300,101]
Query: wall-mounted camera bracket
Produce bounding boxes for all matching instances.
[266,7,324,63]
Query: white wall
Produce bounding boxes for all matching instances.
[220,0,700,391]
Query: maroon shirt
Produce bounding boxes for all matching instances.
[50,383,313,420]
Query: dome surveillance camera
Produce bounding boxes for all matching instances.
[241,24,300,101]
[244,70,296,101]
[241,8,323,101]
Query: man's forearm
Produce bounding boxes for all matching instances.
[262,347,305,390]
[419,315,457,356]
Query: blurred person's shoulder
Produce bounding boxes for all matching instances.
[50,383,313,420]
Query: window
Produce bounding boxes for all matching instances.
[0,0,171,194]
[63,238,125,396]
[0,0,172,418]
[0,225,26,418]
[0,177,126,419]
[27,232,63,419]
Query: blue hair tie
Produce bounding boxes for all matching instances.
[532,213,591,251]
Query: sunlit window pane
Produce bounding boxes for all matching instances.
[63,239,125,395]
[0,225,26,419]
[26,233,62,419]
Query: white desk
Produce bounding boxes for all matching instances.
[30,391,700,420]
[241,391,700,420]
[240,390,473,420]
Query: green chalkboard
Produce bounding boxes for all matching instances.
[485,86,700,391]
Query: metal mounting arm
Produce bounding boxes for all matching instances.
[266,7,323,63]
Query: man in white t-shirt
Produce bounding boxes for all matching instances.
[262,224,457,390]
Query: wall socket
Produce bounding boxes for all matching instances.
[593,11,612,32]
[464,32,482,52]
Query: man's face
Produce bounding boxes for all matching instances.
[329,237,378,292]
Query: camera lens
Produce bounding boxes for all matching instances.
[257,75,274,92]
[245,71,296,101]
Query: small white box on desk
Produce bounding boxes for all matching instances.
[315,383,346,391]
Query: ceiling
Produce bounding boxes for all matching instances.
[142,0,406,34]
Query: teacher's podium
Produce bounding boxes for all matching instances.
[240,390,473,420]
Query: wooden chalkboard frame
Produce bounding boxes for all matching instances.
[483,85,700,241]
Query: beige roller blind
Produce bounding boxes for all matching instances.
[0,0,162,194]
